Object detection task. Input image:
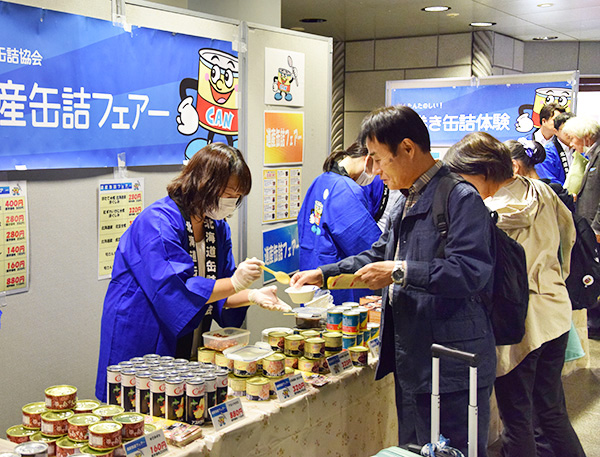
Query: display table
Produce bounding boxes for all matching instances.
[1,359,398,457]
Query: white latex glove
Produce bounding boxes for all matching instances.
[176,96,199,135]
[231,257,263,293]
[248,286,293,312]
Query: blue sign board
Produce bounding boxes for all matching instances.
[262,223,299,283]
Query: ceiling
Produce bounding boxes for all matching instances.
[281,0,600,42]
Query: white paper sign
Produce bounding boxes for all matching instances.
[124,429,168,457]
[326,350,353,376]
[208,398,245,430]
[275,373,307,402]
[368,337,380,358]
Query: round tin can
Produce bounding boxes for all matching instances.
[245,377,270,401]
[31,432,58,457]
[40,411,74,437]
[342,301,359,308]
[88,422,122,450]
[185,377,205,426]
[91,406,124,421]
[55,437,85,457]
[298,357,320,373]
[129,357,145,366]
[134,371,151,415]
[215,369,229,405]
[214,352,233,371]
[284,334,305,357]
[111,447,124,457]
[22,402,46,430]
[323,332,343,352]
[367,322,380,341]
[227,374,246,397]
[106,366,121,407]
[355,331,363,347]
[79,446,114,457]
[159,356,174,365]
[44,386,77,411]
[267,331,286,352]
[349,346,369,367]
[342,310,360,335]
[356,306,369,331]
[165,377,185,421]
[268,376,284,399]
[326,308,343,331]
[299,330,320,339]
[67,414,101,442]
[187,361,201,370]
[304,337,325,359]
[7,425,37,443]
[232,359,258,377]
[149,374,166,419]
[142,354,160,362]
[262,353,285,377]
[144,424,157,435]
[320,357,330,374]
[119,369,136,413]
[204,374,217,423]
[342,334,357,349]
[172,358,188,367]
[197,348,216,365]
[112,413,144,440]
[73,400,101,415]
[14,442,48,457]
[284,355,298,370]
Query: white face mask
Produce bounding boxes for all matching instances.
[355,171,375,186]
[206,197,238,220]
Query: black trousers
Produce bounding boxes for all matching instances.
[494,332,586,457]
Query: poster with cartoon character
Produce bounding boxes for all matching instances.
[514,87,573,133]
[265,48,305,107]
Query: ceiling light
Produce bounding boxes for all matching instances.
[470,21,496,27]
[537,3,554,7]
[533,36,558,40]
[300,18,327,23]
[422,6,451,12]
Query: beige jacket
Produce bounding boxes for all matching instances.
[485,176,576,377]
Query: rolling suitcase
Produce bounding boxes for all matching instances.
[372,344,479,457]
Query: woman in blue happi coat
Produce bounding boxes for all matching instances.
[298,142,382,304]
[96,143,290,402]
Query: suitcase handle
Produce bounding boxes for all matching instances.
[431,343,479,367]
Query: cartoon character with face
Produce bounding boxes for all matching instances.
[273,68,294,101]
[515,87,572,133]
[177,48,239,159]
[310,200,323,236]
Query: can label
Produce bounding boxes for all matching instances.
[342,311,359,334]
[186,394,205,425]
[135,389,150,415]
[342,334,356,349]
[150,387,166,419]
[326,310,343,331]
[358,308,368,331]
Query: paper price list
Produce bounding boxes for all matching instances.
[98,178,144,279]
[0,182,28,294]
[263,167,301,223]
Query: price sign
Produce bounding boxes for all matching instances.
[326,350,353,376]
[275,373,307,403]
[368,337,380,358]
[208,398,245,431]
[124,429,168,457]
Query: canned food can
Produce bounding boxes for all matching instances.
[106,366,121,406]
[165,377,185,421]
[341,301,360,308]
[204,374,217,423]
[227,374,246,397]
[349,346,369,367]
[119,369,136,413]
[134,371,151,415]
[6,425,37,444]
[342,310,360,335]
[55,437,85,457]
[342,334,356,350]
[355,331,363,347]
[245,377,270,401]
[14,442,48,457]
[284,334,305,357]
[214,352,233,371]
[356,306,369,331]
[142,354,160,362]
[40,411,74,437]
[173,358,189,367]
[319,357,330,374]
[112,446,124,457]
[187,362,201,370]
[31,432,58,457]
[367,322,380,340]
[326,309,343,331]
[284,355,298,370]
[299,330,319,339]
[67,414,101,442]
[73,400,101,415]
[232,359,258,378]
[304,337,325,359]
[262,353,285,377]
[185,377,205,426]
[268,376,283,399]
[44,386,77,411]
[112,413,144,440]
[215,369,229,405]
[298,357,320,374]
[267,331,287,352]
[323,331,343,352]
[149,374,166,419]
[79,445,114,457]
[159,356,174,365]
[22,402,46,430]
[129,357,145,366]
[88,422,122,450]
[197,348,216,365]
[91,405,124,421]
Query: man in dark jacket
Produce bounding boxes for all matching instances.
[291,106,496,456]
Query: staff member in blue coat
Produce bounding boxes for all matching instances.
[298,142,382,304]
[292,107,496,456]
[96,143,290,402]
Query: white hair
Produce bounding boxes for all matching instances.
[562,116,600,140]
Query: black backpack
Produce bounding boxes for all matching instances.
[432,173,529,346]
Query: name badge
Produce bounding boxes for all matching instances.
[124,429,168,457]
[326,350,353,376]
[208,398,245,430]
[275,373,307,402]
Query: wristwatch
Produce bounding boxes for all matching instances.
[391,260,405,285]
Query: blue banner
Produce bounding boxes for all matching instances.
[0,2,239,170]
[262,223,299,283]
[390,80,574,147]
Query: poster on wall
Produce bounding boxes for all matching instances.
[264,48,305,107]
[0,1,239,170]
[0,181,29,294]
[264,111,304,165]
[98,178,144,279]
[386,72,577,147]
[263,167,302,223]
[262,223,299,284]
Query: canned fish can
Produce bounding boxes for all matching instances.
[88,422,122,450]
[267,331,287,352]
[349,346,369,367]
[159,356,174,365]
[245,377,270,401]
[232,359,258,377]
[298,357,320,374]
[342,334,356,350]
[304,337,325,359]
[7,425,37,444]
[111,447,124,457]
[173,358,188,367]
[326,308,343,331]
[67,414,101,442]
[79,446,113,457]
[356,306,369,331]
[204,374,217,423]
[187,362,201,370]
[323,331,342,352]
[299,330,320,339]
[106,366,121,406]
[342,310,360,335]
[45,386,77,411]
[214,352,233,371]
[227,374,246,397]
[14,442,49,457]
[144,424,157,435]
[342,301,360,308]
[128,358,144,367]
[367,322,380,340]
[197,348,216,365]
[112,413,144,440]
[73,400,101,415]
[119,369,136,413]
[142,354,160,362]
[40,411,74,437]
[185,377,205,426]
[55,437,85,457]
[22,402,46,430]
[284,334,305,357]
[91,405,124,421]
[268,376,283,399]
[31,432,58,457]
[284,355,298,369]
[355,331,363,347]
[262,353,285,377]
[165,377,185,421]
[149,374,166,419]
[215,369,229,405]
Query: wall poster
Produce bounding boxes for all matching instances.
[264,48,305,107]
[262,167,301,224]
[264,111,304,165]
[0,181,28,294]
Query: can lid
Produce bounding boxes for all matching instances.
[22,402,47,414]
[267,331,287,338]
[68,413,101,426]
[6,425,37,437]
[343,310,360,316]
[112,413,144,425]
[186,376,204,385]
[41,410,74,421]
[349,345,369,353]
[14,442,49,454]
[327,308,344,314]
[31,432,58,443]
[106,365,121,372]
[45,385,77,397]
[80,445,113,456]
[246,376,270,386]
[74,400,101,411]
[264,353,285,362]
[92,405,124,417]
[56,437,86,449]
[284,334,304,341]
[305,337,325,344]
[88,421,122,434]
[144,424,157,434]
[322,331,342,338]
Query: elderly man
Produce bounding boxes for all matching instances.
[291,106,496,456]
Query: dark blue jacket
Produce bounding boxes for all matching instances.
[321,166,496,395]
